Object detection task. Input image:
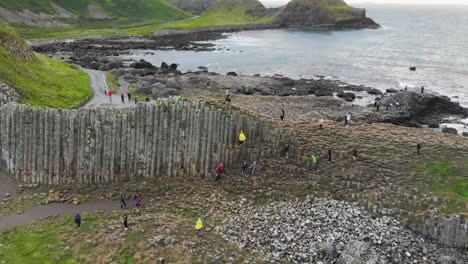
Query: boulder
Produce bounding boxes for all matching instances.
[315,89,333,97]
[409,66,416,71]
[227,72,238,76]
[89,61,101,70]
[198,66,208,70]
[386,88,399,93]
[442,127,458,135]
[160,62,169,69]
[130,59,155,69]
[344,92,356,102]
[427,123,440,128]
[462,132,468,137]
[169,63,178,70]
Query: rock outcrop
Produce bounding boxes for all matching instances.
[274,0,379,29]
[165,0,219,15]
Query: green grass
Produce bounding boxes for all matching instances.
[1,0,194,39]
[105,71,120,93]
[412,159,468,199]
[0,23,92,108]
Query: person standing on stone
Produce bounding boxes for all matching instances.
[319,118,325,129]
[219,163,225,174]
[195,218,203,232]
[250,160,258,174]
[123,215,128,230]
[104,90,107,96]
[134,97,138,104]
[120,194,126,209]
[421,86,425,94]
[310,155,318,171]
[121,94,125,103]
[280,108,285,121]
[74,213,81,229]
[328,149,332,162]
[128,93,131,101]
[241,161,248,176]
[225,94,231,104]
[417,143,422,156]
[239,130,247,145]
[283,143,290,159]
[108,91,113,103]
[376,101,381,112]
[352,149,358,161]
[135,195,141,208]
[346,113,352,127]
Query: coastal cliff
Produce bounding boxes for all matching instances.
[274,0,380,29]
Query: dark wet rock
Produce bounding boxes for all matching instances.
[315,89,333,97]
[410,67,416,71]
[227,72,238,76]
[160,62,169,69]
[130,59,155,69]
[198,66,208,70]
[344,92,356,102]
[386,88,399,93]
[442,127,458,135]
[462,132,468,137]
[89,61,101,70]
[169,63,178,70]
[428,123,440,128]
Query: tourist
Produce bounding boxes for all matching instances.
[346,112,352,127]
[319,118,325,129]
[310,154,318,171]
[145,97,150,102]
[225,94,231,104]
[241,161,248,175]
[251,160,258,174]
[74,213,81,229]
[283,143,290,158]
[280,108,285,121]
[219,163,225,174]
[417,143,422,156]
[239,130,247,145]
[337,103,342,109]
[376,101,381,112]
[214,171,220,181]
[352,149,358,161]
[104,90,107,96]
[135,195,141,208]
[134,97,138,104]
[421,86,425,94]
[120,194,127,209]
[128,93,131,101]
[121,94,125,103]
[395,102,400,107]
[195,218,203,231]
[328,149,332,162]
[108,91,113,102]
[405,85,408,91]
[123,215,128,230]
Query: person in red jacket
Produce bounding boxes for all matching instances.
[108,91,113,103]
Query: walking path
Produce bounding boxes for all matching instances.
[82,69,134,109]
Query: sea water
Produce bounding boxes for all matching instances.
[125,4,468,107]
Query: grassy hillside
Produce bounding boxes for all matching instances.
[115,0,274,35]
[0,23,92,108]
[0,0,193,39]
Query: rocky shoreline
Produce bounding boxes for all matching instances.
[30,29,468,135]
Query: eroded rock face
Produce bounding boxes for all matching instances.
[165,0,219,15]
[220,197,468,263]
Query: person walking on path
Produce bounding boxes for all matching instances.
[417,143,422,156]
[104,90,107,96]
[121,94,125,103]
[283,143,290,159]
[328,149,332,162]
[120,194,126,209]
[239,130,247,145]
[128,93,131,101]
[250,160,258,174]
[280,108,285,121]
[123,215,128,230]
[310,155,318,171]
[352,149,358,161]
[241,161,248,176]
[219,163,225,174]
[74,213,81,229]
[108,91,113,103]
[135,195,141,208]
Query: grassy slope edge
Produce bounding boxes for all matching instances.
[0,23,92,108]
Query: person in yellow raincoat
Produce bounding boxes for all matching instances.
[239,130,247,145]
[195,218,203,231]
